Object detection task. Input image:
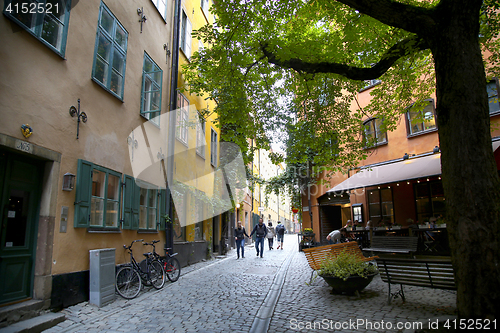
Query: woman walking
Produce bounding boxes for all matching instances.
[234,221,249,259]
[267,222,276,250]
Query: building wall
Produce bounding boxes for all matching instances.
[0,0,220,308]
[302,81,500,239]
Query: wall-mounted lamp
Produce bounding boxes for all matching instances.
[62,173,76,191]
[433,146,440,153]
[137,7,147,33]
[236,203,241,209]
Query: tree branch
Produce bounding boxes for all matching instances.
[261,36,429,80]
[334,0,437,36]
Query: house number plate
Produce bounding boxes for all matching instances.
[15,139,33,154]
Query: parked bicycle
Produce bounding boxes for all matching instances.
[143,240,181,282]
[115,239,166,299]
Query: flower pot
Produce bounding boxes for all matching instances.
[320,272,378,294]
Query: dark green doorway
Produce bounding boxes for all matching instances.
[0,150,42,305]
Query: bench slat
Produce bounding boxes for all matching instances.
[376,257,456,304]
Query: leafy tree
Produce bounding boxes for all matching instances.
[184,0,500,320]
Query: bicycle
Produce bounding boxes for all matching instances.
[115,239,166,299]
[143,240,181,282]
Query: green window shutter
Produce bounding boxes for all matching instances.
[131,181,140,230]
[122,175,134,229]
[158,189,167,231]
[123,175,139,230]
[74,159,93,228]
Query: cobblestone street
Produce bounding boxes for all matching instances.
[43,235,457,333]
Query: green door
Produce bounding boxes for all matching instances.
[0,151,42,305]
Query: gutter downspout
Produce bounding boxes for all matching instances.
[165,0,181,255]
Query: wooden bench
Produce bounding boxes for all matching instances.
[303,241,378,283]
[363,236,419,255]
[376,257,456,304]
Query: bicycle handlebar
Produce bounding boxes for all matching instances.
[123,239,144,250]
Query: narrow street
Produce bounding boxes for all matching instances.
[43,235,456,333]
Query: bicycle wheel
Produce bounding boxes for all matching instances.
[148,259,165,289]
[165,257,181,282]
[115,266,141,299]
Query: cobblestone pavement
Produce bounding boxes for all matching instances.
[43,235,457,333]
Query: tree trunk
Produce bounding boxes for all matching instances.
[428,2,500,320]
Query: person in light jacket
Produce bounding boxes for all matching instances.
[266,222,276,250]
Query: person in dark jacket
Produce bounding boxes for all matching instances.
[234,221,249,259]
[250,218,267,258]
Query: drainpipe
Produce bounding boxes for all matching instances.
[165,0,181,255]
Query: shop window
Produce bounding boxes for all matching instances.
[414,180,445,223]
[352,204,363,225]
[368,188,394,227]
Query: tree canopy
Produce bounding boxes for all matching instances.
[184,0,498,170]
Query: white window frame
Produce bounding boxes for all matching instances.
[196,113,206,158]
[150,0,167,20]
[176,92,189,145]
[201,0,209,20]
[180,9,192,59]
[210,128,218,167]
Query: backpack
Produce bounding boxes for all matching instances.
[276,224,285,235]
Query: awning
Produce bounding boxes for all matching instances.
[327,154,441,193]
[327,140,500,194]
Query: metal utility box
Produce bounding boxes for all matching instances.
[89,248,116,307]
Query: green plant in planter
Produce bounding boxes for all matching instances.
[318,249,378,281]
[303,228,313,234]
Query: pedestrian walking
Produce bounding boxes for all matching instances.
[267,222,276,250]
[275,221,285,250]
[234,221,249,259]
[250,218,267,258]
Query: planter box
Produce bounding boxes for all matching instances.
[391,226,402,230]
[346,227,352,231]
[355,227,364,231]
[418,224,430,229]
[436,223,447,228]
[320,272,378,295]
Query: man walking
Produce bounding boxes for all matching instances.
[250,218,267,258]
[275,221,285,250]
